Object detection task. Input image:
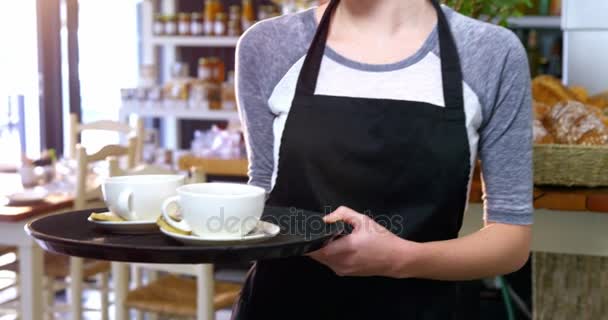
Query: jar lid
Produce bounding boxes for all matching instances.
[178,12,191,19]
[198,57,211,65]
[165,14,177,21]
[191,12,202,19]
[215,12,227,19]
[229,5,241,12]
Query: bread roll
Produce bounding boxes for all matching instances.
[569,86,589,103]
[532,75,576,106]
[533,119,555,144]
[533,101,551,120]
[544,101,608,145]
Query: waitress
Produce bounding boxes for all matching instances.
[233,0,532,318]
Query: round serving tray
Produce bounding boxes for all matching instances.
[26,206,344,264]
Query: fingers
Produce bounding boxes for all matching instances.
[307,235,357,276]
[321,235,356,256]
[323,206,366,229]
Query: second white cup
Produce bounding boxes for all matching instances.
[162,182,266,238]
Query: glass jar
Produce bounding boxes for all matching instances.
[207,81,222,110]
[164,15,177,35]
[221,71,237,110]
[191,12,204,35]
[227,19,242,37]
[177,13,191,35]
[189,81,209,109]
[191,80,222,110]
[153,14,164,35]
[147,86,163,101]
[229,5,241,22]
[198,58,214,82]
[208,57,225,83]
[242,0,255,30]
[171,62,189,78]
[214,12,227,36]
[164,62,191,100]
[204,0,220,35]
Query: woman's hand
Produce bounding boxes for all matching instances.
[308,206,421,278]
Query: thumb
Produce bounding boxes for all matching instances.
[323,206,366,229]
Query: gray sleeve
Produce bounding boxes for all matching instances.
[236,25,276,192]
[477,33,534,225]
[235,12,314,192]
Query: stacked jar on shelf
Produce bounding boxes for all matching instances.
[152,0,279,37]
[121,59,237,112]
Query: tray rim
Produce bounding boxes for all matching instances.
[25,207,345,256]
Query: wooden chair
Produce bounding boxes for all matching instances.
[58,133,137,320]
[2,254,111,320]
[124,266,242,319]
[0,246,18,317]
[74,138,136,210]
[107,162,241,319]
[67,113,144,165]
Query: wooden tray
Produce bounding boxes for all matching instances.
[25,206,343,264]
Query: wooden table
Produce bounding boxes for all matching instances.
[0,173,73,320]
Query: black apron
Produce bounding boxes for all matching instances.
[233,0,471,318]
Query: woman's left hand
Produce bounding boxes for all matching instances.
[308,206,421,278]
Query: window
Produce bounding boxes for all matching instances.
[0,0,41,167]
[72,0,140,153]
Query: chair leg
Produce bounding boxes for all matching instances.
[42,276,54,320]
[146,269,159,320]
[97,272,109,320]
[196,264,214,320]
[69,257,84,320]
[131,265,144,320]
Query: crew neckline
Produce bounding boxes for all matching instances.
[303,6,447,72]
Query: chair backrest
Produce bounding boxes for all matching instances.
[73,136,137,210]
[107,157,207,184]
[68,113,144,164]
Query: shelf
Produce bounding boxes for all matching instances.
[120,102,240,121]
[507,16,561,29]
[150,35,239,47]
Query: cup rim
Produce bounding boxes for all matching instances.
[177,182,266,198]
[104,174,185,184]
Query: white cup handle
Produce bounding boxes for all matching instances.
[161,196,191,232]
[116,190,137,220]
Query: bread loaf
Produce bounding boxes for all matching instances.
[544,101,608,145]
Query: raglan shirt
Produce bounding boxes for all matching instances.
[235,6,533,225]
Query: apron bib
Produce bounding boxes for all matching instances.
[233,0,471,318]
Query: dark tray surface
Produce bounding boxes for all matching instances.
[26,206,343,264]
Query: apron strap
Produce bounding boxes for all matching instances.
[295,0,464,111]
[430,0,464,110]
[295,0,338,97]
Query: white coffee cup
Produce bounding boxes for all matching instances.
[161,182,266,238]
[102,174,185,221]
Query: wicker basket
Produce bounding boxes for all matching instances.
[534,144,608,187]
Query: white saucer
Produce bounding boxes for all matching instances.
[87,216,158,234]
[8,188,49,205]
[160,220,281,245]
